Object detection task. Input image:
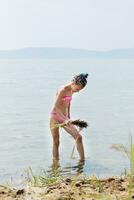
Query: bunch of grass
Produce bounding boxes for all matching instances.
[111,133,134,175]
[71,119,88,129]
[24,167,61,187]
[110,144,129,159]
[52,119,88,130]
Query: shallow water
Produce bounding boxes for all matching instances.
[0,59,134,182]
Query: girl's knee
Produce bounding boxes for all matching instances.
[76,134,82,142]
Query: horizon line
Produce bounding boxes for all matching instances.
[0,47,134,52]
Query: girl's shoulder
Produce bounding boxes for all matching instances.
[57,85,69,93]
[56,86,71,99]
[56,86,65,96]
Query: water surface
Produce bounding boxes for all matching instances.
[0,59,134,182]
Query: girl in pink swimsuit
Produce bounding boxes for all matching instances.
[50,73,88,162]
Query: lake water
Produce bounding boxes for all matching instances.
[0,59,134,183]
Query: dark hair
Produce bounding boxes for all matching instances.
[72,73,88,87]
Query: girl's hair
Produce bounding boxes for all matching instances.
[72,73,88,87]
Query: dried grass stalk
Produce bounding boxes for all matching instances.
[52,119,88,130]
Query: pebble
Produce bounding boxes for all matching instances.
[16,189,25,195]
[75,182,81,187]
[107,178,115,182]
[118,187,125,191]
[65,178,72,183]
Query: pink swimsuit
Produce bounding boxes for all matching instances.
[51,95,72,123]
[62,95,72,102]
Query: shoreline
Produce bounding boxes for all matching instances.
[0,175,134,200]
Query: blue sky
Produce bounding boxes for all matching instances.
[0,0,134,50]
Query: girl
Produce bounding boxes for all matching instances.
[50,73,88,162]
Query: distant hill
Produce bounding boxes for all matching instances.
[0,47,134,59]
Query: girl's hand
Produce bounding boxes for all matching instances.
[65,119,73,125]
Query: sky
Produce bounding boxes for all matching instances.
[0,0,134,51]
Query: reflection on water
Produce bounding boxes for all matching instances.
[48,159,85,177]
[46,157,118,179]
[61,160,85,176]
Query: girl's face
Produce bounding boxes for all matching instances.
[71,82,84,93]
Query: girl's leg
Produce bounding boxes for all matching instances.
[63,124,85,161]
[50,118,60,161]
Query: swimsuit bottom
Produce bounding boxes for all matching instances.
[50,111,68,123]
